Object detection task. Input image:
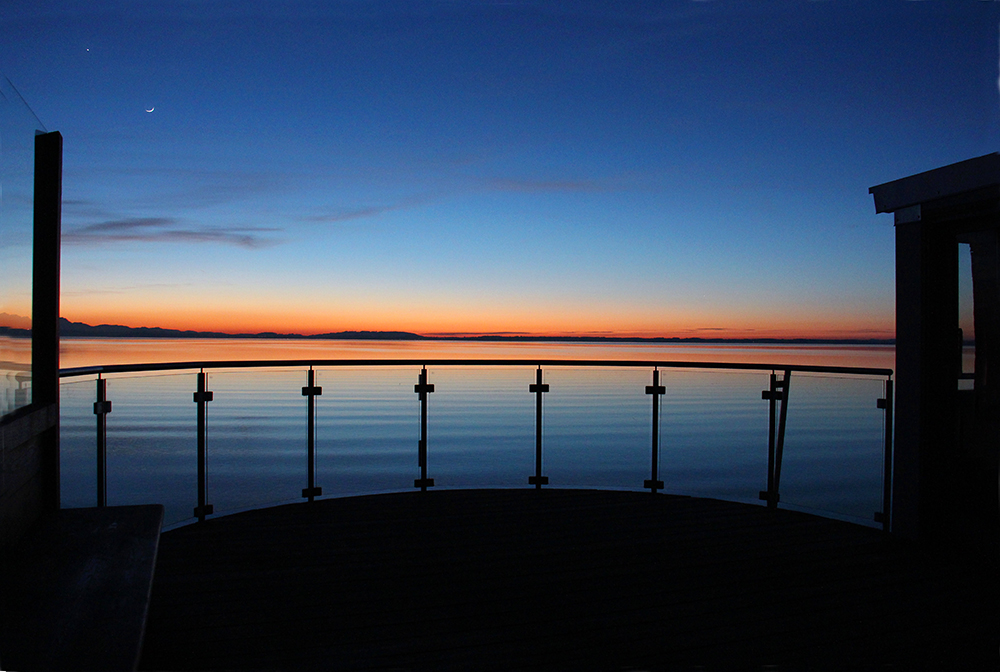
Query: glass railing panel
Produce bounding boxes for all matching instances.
[102,372,199,526]
[313,366,419,496]
[543,366,650,490]
[419,365,534,489]
[199,368,306,517]
[0,76,47,415]
[656,368,767,504]
[1,336,32,415]
[778,374,886,525]
[61,372,197,526]
[60,376,99,506]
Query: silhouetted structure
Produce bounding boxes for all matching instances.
[870,153,1000,550]
[1,131,62,548]
[0,129,163,671]
[139,490,999,669]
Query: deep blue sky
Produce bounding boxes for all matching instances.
[2,1,996,337]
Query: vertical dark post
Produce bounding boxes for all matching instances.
[760,373,778,507]
[414,367,435,490]
[644,368,666,493]
[876,378,894,532]
[772,370,791,507]
[528,367,549,488]
[302,367,323,502]
[894,216,959,539]
[193,371,214,521]
[760,371,789,509]
[32,131,63,512]
[93,376,111,507]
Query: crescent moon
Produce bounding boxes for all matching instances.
[145,107,155,113]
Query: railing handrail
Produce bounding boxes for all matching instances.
[59,358,893,379]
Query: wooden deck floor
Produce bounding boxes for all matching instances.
[139,490,997,670]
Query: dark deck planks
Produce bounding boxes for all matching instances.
[1,504,164,671]
[139,490,997,670]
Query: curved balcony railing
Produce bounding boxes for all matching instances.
[59,359,894,530]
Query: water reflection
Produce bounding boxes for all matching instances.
[60,341,891,530]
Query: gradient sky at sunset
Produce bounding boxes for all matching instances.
[2,1,997,338]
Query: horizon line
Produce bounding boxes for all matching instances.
[0,318,900,345]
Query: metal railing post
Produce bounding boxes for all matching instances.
[302,367,323,502]
[773,369,791,507]
[644,368,666,493]
[193,370,214,522]
[93,375,111,507]
[528,366,549,488]
[876,377,894,532]
[760,370,790,509]
[762,373,778,506]
[414,366,435,491]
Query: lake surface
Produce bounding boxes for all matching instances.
[57,338,897,528]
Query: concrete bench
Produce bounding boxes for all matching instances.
[1,504,163,671]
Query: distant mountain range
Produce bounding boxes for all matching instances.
[0,318,896,345]
[54,319,424,340]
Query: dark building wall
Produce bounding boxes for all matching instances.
[0,405,58,549]
[872,155,1000,548]
[894,218,960,539]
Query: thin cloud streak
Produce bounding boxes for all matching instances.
[303,205,402,224]
[62,282,196,297]
[485,177,610,193]
[303,194,434,224]
[77,217,175,233]
[63,217,283,249]
[301,176,627,226]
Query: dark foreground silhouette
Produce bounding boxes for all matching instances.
[139,490,996,670]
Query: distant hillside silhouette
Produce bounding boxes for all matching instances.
[55,319,424,340]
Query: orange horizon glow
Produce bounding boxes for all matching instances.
[59,306,895,341]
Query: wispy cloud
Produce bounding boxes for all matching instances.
[689,327,747,332]
[301,176,627,225]
[303,194,433,224]
[63,217,282,249]
[62,282,196,297]
[486,177,609,193]
[76,217,175,233]
[303,205,403,224]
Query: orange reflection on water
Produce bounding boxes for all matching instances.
[59,338,895,373]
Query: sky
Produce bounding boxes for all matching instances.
[1,0,997,339]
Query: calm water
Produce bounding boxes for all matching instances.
[58,339,897,528]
